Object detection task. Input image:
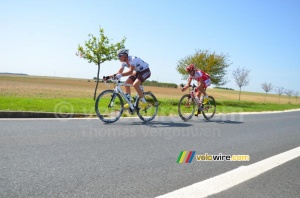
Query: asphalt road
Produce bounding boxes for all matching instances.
[0,111,300,198]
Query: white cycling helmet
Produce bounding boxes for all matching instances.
[117,48,129,55]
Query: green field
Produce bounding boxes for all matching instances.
[1,75,299,116]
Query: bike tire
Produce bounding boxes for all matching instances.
[95,90,124,123]
[202,96,216,120]
[178,94,196,121]
[137,92,159,122]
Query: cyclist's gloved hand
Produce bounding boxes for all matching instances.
[103,76,110,81]
[181,84,187,91]
[116,73,122,80]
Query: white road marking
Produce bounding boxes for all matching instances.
[0,117,94,121]
[1,108,300,121]
[229,108,300,115]
[156,146,300,198]
[0,117,137,121]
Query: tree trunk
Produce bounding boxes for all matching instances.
[94,64,101,100]
[239,87,241,101]
[264,93,267,103]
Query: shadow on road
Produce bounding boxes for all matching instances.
[102,117,243,126]
[131,121,193,128]
[131,119,243,127]
[207,119,244,124]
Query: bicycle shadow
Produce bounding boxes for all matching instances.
[203,119,244,124]
[102,116,243,126]
[131,121,193,128]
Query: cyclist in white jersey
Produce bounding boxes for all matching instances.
[109,49,151,110]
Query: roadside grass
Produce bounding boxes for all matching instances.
[158,98,300,115]
[216,100,300,113]
[0,97,95,114]
[1,97,300,116]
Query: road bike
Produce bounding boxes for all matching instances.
[95,76,159,123]
[178,84,216,121]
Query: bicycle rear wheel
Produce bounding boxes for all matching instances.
[137,92,158,122]
[202,96,216,120]
[178,94,196,121]
[95,90,124,123]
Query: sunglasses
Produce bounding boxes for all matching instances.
[118,54,125,58]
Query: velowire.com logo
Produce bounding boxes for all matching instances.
[177,151,250,163]
[177,151,196,163]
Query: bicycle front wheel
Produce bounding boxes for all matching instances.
[95,90,124,123]
[137,92,158,122]
[178,94,196,121]
[202,96,216,120]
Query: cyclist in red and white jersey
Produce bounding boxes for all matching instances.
[182,64,211,114]
[109,49,151,110]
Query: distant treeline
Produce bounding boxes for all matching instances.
[143,80,178,88]
[0,73,28,75]
[214,86,234,90]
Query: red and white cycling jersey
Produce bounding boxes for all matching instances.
[121,56,149,72]
[189,70,211,88]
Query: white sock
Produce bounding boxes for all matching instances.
[200,96,203,102]
[141,97,147,103]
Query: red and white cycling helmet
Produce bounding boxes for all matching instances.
[186,64,196,72]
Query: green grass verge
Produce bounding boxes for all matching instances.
[0,97,95,114]
[159,99,300,115]
[1,97,300,116]
[216,100,300,113]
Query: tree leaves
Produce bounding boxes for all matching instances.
[76,27,126,100]
[77,28,126,66]
[232,67,251,88]
[176,49,231,85]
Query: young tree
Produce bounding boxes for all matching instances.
[284,89,294,103]
[275,87,284,103]
[294,91,299,103]
[176,49,231,86]
[232,67,251,101]
[77,28,126,100]
[261,82,273,103]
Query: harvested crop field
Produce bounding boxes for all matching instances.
[0,74,296,104]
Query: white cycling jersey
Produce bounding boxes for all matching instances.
[121,56,149,72]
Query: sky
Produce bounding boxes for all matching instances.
[1,0,300,93]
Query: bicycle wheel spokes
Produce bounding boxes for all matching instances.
[202,96,216,120]
[95,90,124,123]
[178,94,195,121]
[137,92,158,122]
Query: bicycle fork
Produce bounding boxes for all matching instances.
[108,93,117,108]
